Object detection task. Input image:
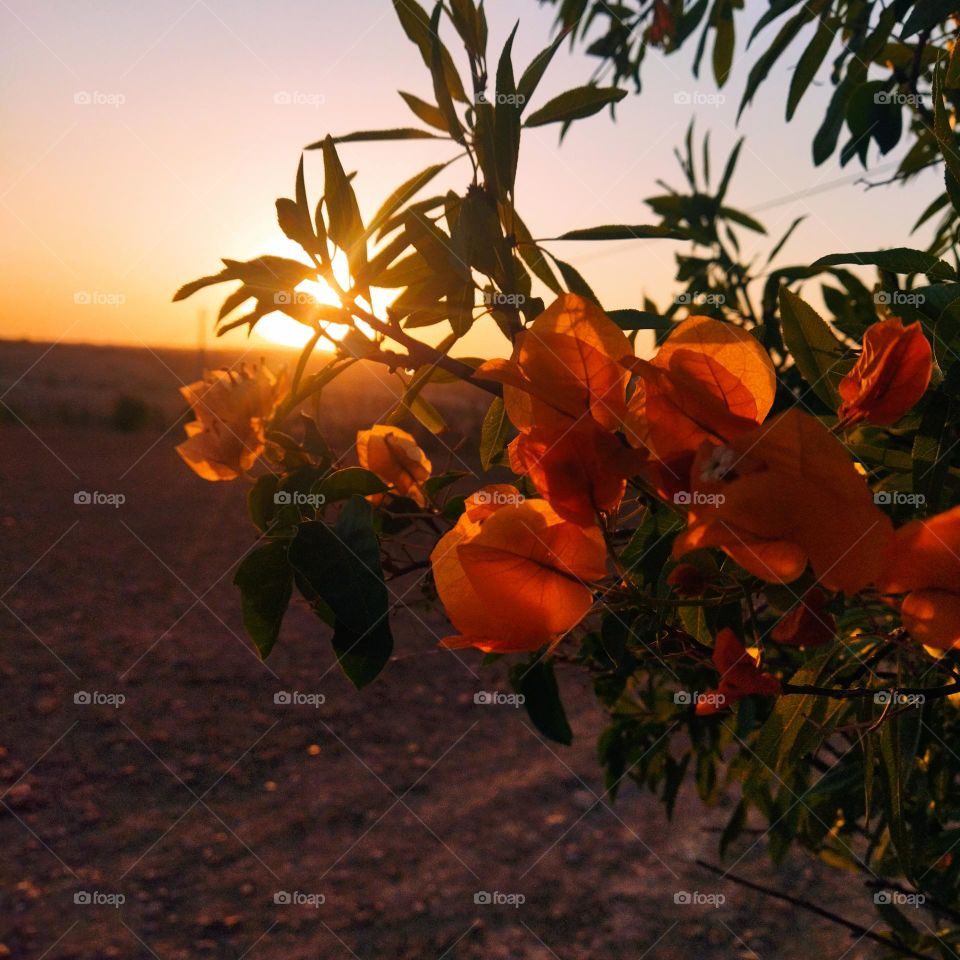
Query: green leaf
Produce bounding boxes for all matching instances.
[517,30,566,109]
[879,710,921,874]
[310,127,444,145]
[778,287,845,406]
[493,22,521,196]
[173,256,315,301]
[510,656,573,745]
[811,248,958,281]
[234,541,293,659]
[738,2,819,117]
[429,4,465,144]
[524,85,627,128]
[320,136,368,282]
[479,396,510,470]
[607,309,671,332]
[288,498,393,688]
[392,0,468,102]
[366,161,452,239]
[399,90,449,131]
[712,4,735,88]
[248,474,280,532]
[550,224,689,241]
[319,468,388,502]
[786,15,833,120]
[552,256,600,303]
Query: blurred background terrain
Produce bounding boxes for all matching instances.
[0,341,878,959]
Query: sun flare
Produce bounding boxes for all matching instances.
[251,246,391,350]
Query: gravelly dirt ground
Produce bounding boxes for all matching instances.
[0,344,879,959]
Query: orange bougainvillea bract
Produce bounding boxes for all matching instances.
[771,588,836,648]
[357,424,432,507]
[177,361,286,481]
[878,506,960,649]
[673,409,893,594]
[430,487,607,652]
[477,293,641,524]
[838,318,932,427]
[623,315,776,494]
[695,628,780,715]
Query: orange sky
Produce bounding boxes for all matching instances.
[0,0,941,357]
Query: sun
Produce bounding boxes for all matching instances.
[251,247,391,350]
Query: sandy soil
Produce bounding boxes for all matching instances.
[0,342,877,959]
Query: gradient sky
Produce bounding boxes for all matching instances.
[0,0,942,355]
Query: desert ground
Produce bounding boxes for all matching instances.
[0,339,876,959]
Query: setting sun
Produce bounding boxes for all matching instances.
[252,249,390,350]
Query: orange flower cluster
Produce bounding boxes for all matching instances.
[696,629,780,716]
[430,487,607,652]
[425,297,943,658]
[838,318,932,427]
[879,507,960,650]
[478,294,644,525]
[178,362,286,481]
[357,424,432,507]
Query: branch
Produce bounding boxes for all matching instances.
[695,860,935,960]
[781,679,960,700]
